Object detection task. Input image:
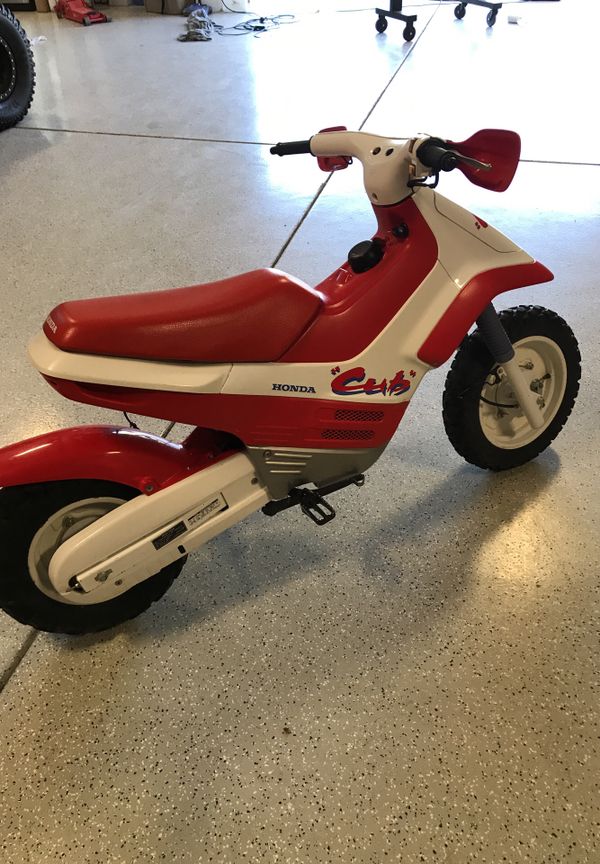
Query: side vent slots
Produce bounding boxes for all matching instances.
[334,408,385,423]
[321,429,375,441]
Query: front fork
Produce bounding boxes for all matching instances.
[476,304,545,429]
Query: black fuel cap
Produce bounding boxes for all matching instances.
[348,240,384,274]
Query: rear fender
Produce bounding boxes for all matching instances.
[418,261,554,367]
[0,425,236,494]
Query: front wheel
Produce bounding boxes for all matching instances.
[442,306,581,471]
[0,480,185,634]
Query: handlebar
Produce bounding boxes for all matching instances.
[416,137,491,174]
[416,138,459,173]
[268,131,495,204]
[270,134,491,173]
[270,139,312,157]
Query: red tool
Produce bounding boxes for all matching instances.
[54,0,111,26]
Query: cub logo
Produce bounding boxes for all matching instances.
[331,366,415,397]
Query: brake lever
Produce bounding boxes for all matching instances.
[451,151,492,172]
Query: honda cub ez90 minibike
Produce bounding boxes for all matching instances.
[0,128,581,634]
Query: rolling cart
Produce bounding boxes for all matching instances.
[375,0,417,42]
[453,0,502,28]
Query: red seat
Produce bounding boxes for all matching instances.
[44,269,323,363]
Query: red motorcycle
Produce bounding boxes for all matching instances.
[0,127,580,634]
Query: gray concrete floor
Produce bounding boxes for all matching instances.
[1,2,599,861]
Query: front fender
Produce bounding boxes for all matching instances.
[0,425,230,494]
[418,261,554,367]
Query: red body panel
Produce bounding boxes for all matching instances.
[281,198,438,363]
[44,379,410,450]
[418,261,554,367]
[0,425,233,493]
[316,126,353,172]
[448,129,521,193]
[44,269,322,364]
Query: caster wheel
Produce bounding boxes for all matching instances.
[403,24,416,41]
[454,3,466,19]
[486,9,497,26]
[82,15,91,25]
[375,15,388,33]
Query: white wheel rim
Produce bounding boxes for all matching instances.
[479,336,567,450]
[28,497,125,603]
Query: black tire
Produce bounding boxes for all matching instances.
[0,480,186,634]
[403,24,416,41]
[0,4,35,132]
[486,9,497,27]
[375,16,388,33]
[454,4,466,20]
[442,305,581,471]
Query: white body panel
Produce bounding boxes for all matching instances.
[28,331,232,394]
[432,193,516,253]
[416,190,532,288]
[49,452,267,603]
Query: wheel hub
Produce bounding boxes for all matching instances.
[28,497,125,604]
[0,36,17,102]
[479,336,567,450]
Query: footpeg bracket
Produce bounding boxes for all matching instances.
[262,474,365,525]
[296,488,336,526]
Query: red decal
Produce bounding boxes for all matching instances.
[331,367,368,395]
[387,371,411,397]
[331,367,411,398]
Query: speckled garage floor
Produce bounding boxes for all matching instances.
[1,1,599,862]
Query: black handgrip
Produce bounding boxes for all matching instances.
[416,138,458,173]
[270,139,312,157]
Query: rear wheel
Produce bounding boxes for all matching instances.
[0,480,185,634]
[443,306,581,471]
[0,5,35,132]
